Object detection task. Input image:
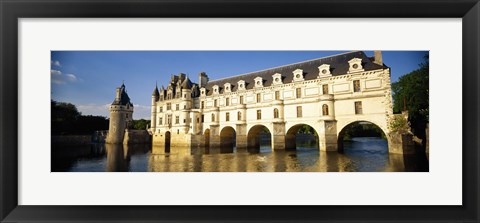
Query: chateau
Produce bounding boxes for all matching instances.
[149,51,401,153]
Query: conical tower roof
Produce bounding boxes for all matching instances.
[181,77,193,89]
[152,82,160,97]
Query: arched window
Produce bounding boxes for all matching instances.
[237,111,242,120]
[322,104,329,116]
[273,108,279,118]
[211,113,215,122]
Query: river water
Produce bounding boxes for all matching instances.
[52,137,429,172]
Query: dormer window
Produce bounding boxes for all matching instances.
[200,87,206,96]
[212,85,219,95]
[272,73,283,85]
[254,77,263,88]
[293,69,304,82]
[237,80,246,91]
[224,83,232,93]
[348,58,364,73]
[318,64,332,77]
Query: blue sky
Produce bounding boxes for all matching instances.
[51,51,427,119]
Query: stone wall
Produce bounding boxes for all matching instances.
[123,129,151,145]
[52,135,92,146]
[388,132,415,154]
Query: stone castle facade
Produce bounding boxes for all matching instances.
[149,51,398,153]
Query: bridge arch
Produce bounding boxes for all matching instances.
[337,120,388,152]
[285,123,319,150]
[247,124,272,151]
[220,126,236,151]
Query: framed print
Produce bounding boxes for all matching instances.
[1,0,479,222]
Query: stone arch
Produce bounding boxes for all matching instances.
[285,124,319,150]
[204,128,210,148]
[337,120,388,152]
[247,124,272,151]
[220,126,236,151]
[165,131,171,153]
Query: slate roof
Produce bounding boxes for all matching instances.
[112,84,133,106]
[152,83,160,97]
[181,77,193,89]
[204,51,386,96]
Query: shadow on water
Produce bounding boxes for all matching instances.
[52,137,428,172]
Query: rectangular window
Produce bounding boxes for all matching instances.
[183,119,186,123]
[237,112,241,120]
[322,84,329,94]
[355,101,363,114]
[184,105,186,109]
[275,91,280,100]
[126,114,128,118]
[159,106,163,112]
[159,117,163,125]
[176,104,179,110]
[167,115,172,125]
[201,101,204,109]
[175,116,179,124]
[167,103,171,110]
[214,99,218,107]
[226,98,230,106]
[201,115,204,123]
[226,112,230,121]
[257,110,262,120]
[297,106,302,118]
[197,118,200,123]
[240,96,244,104]
[296,88,302,98]
[256,93,261,103]
[353,80,361,92]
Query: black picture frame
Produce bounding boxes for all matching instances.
[1,0,479,222]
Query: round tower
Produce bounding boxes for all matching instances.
[151,82,159,132]
[106,83,134,144]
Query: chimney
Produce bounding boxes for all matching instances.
[199,72,209,88]
[374,51,383,66]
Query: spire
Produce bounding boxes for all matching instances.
[152,81,159,97]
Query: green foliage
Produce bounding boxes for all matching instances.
[342,122,385,140]
[391,54,429,139]
[389,114,410,134]
[298,125,318,137]
[51,100,108,135]
[132,119,151,130]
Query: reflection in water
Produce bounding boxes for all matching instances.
[52,137,429,172]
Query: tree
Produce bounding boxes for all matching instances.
[51,100,81,135]
[51,100,109,135]
[132,119,150,130]
[391,54,429,142]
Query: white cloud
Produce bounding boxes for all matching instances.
[51,72,78,85]
[51,69,61,75]
[76,103,110,117]
[65,74,77,81]
[76,103,151,120]
[51,60,61,67]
